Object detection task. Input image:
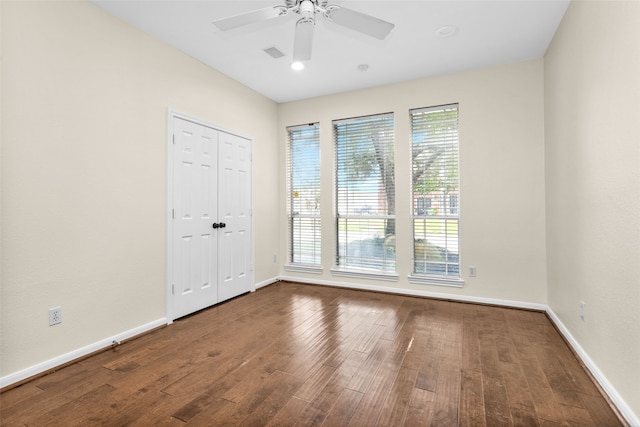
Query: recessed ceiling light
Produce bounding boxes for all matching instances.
[435,25,458,38]
[291,62,305,71]
[358,64,369,72]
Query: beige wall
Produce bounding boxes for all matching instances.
[545,0,640,418]
[0,1,279,377]
[278,59,547,305]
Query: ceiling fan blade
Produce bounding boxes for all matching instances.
[327,6,394,40]
[293,19,315,62]
[212,6,284,31]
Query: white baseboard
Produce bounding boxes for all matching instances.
[546,308,639,427]
[0,317,167,390]
[278,274,547,311]
[255,276,279,290]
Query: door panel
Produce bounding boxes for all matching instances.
[218,131,252,303]
[172,118,219,319]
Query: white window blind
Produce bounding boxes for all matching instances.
[287,123,321,265]
[411,104,460,278]
[334,113,395,272]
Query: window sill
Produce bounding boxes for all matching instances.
[408,274,464,288]
[284,264,323,274]
[331,267,399,282]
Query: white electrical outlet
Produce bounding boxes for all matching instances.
[580,301,586,321]
[273,254,278,263]
[468,266,477,277]
[49,307,62,326]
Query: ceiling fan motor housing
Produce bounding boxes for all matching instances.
[299,0,315,21]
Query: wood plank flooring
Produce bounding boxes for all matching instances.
[0,281,624,426]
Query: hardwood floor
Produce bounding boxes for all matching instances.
[0,281,624,426]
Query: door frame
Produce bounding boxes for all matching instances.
[166,110,255,323]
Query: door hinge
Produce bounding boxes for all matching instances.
[172,134,176,145]
[172,284,175,295]
[172,209,175,219]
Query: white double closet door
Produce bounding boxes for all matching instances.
[170,115,252,320]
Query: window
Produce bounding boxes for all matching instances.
[416,197,432,215]
[334,113,395,273]
[449,194,459,215]
[287,123,321,266]
[411,104,460,281]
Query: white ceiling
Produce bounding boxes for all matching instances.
[92,0,570,103]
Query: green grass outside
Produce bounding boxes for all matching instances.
[413,219,458,235]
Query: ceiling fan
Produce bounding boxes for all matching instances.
[212,0,395,63]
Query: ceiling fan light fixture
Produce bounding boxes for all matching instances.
[291,61,305,71]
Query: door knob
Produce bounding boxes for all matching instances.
[219,223,226,228]
[212,223,219,229]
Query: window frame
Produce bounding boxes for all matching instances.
[285,123,322,273]
[331,112,398,280]
[408,104,463,287]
